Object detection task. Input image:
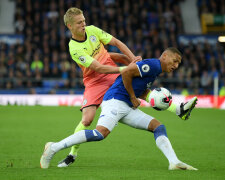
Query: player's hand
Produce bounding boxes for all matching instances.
[130,96,141,109]
[131,56,142,64]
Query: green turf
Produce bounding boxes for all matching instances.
[0,106,225,180]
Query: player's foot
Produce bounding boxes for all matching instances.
[179,97,198,120]
[40,142,55,169]
[57,155,76,167]
[169,161,198,170]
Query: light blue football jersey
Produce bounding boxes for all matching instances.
[103,58,162,107]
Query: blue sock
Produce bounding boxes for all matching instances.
[85,129,104,142]
[154,125,168,140]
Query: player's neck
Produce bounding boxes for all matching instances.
[72,33,86,41]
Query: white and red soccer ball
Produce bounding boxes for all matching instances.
[149,87,172,111]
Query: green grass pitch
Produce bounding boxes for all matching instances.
[0,106,225,180]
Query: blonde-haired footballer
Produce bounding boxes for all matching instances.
[57,7,141,167]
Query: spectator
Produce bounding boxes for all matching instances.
[0,0,223,95]
[200,70,213,94]
[31,53,43,72]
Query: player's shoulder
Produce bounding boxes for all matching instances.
[139,58,160,66]
[85,25,98,32]
[137,58,161,73]
[68,40,83,53]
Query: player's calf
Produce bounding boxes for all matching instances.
[149,122,181,166]
[57,128,107,168]
[96,125,111,138]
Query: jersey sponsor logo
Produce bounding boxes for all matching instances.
[79,56,86,63]
[90,44,100,57]
[90,35,97,42]
[142,64,150,72]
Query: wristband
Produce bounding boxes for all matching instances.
[119,66,126,72]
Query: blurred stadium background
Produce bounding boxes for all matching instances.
[0,0,224,95]
[0,0,225,108]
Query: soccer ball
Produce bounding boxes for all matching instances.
[149,87,172,111]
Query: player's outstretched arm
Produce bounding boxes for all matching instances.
[108,37,142,62]
[109,53,131,65]
[89,59,124,74]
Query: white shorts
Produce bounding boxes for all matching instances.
[97,99,154,132]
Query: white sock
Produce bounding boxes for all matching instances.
[156,135,180,164]
[51,130,87,152]
[176,104,181,115]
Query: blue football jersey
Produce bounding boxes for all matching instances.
[103,58,162,106]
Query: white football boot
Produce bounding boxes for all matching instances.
[169,161,198,170]
[179,97,198,120]
[40,142,55,169]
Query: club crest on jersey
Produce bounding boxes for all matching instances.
[142,64,150,72]
[90,35,97,42]
[79,56,86,63]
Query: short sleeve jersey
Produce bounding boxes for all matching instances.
[68,25,116,86]
[103,59,162,106]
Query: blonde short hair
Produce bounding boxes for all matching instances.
[64,7,83,26]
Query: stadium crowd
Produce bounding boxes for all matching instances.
[0,0,224,95]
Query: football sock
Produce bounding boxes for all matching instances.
[51,130,87,152]
[167,102,180,115]
[154,125,179,164]
[51,129,104,153]
[69,121,89,156]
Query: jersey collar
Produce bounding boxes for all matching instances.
[71,33,87,42]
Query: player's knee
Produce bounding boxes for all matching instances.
[85,129,104,142]
[82,107,96,126]
[82,115,94,126]
[148,119,161,132]
[82,119,93,126]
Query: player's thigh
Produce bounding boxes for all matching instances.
[97,99,130,132]
[120,108,154,130]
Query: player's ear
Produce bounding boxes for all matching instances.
[162,51,167,60]
[67,23,72,30]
